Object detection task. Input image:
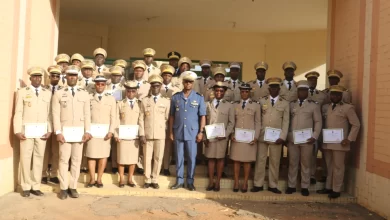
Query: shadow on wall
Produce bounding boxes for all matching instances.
[294,63,327,90]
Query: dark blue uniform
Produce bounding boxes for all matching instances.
[170,90,206,185]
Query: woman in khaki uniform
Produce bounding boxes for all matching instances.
[204,82,235,192]
[204,67,233,102]
[86,75,116,188]
[230,83,261,193]
[115,81,142,188]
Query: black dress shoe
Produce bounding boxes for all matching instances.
[59,190,67,200]
[250,186,264,192]
[319,176,327,182]
[187,184,196,191]
[268,187,282,194]
[317,188,332,194]
[86,182,96,188]
[128,183,136,188]
[119,183,124,188]
[144,183,150,189]
[206,185,214,191]
[241,188,248,193]
[151,183,160,189]
[80,168,88,173]
[41,177,48,184]
[162,169,170,176]
[50,177,60,184]
[170,183,184,190]
[233,188,239,193]
[221,172,228,178]
[328,191,341,199]
[310,178,317,185]
[213,186,220,192]
[21,190,30,197]
[285,187,296,194]
[136,168,144,174]
[96,183,103,188]
[30,190,44,196]
[301,188,310,196]
[111,168,118,174]
[68,189,79,198]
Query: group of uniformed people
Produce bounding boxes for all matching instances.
[13,47,360,200]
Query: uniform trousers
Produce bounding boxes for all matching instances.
[143,139,165,183]
[59,142,83,190]
[20,138,46,190]
[163,130,173,170]
[42,136,59,178]
[311,141,327,178]
[324,150,346,192]
[174,140,197,185]
[287,142,312,188]
[254,142,282,188]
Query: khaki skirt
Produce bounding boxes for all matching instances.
[204,139,228,159]
[85,138,111,159]
[230,142,257,162]
[117,139,140,165]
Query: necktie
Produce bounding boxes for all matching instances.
[137,82,140,88]
[332,103,337,110]
[299,100,303,107]
[52,86,55,95]
[271,99,275,106]
[98,67,101,73]
[204,78,207,85]
[260,81,263,88]
[165,86,168,92]
[233,81,236,89]
[215,100,220,109]
[288,81,292,90]
[35,88,39,97]
[148,68,150,73]
[98,96,102,101]
[85,79,88,86]
[129,100,133,109]
[113,84,116,90]
[154,96,157,103]
[71,87,75,97]
[242,101,246,109]
[62,76,65,84]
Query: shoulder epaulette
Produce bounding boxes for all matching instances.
[222,100,226,103]
[249,101,253,104]
[280,97,284,101]
[292,100,297,103]
[262,96,269,100]
[252,80,256,84]
[122,99,127,103]
[307,100,318,104]
[196,92,203,96]
[143,81,147,84]
[43,85,50,89]
[234,101,240,103]
[196,76,202,80]
[230,101,236,104]
[58,86,63,90]
[105,93,110,96]
[26,87,30,90]
[345,89,349,92]
[254,101,260,104]
[137,99,142,103]
[77,88,85,91]
[64,88,68,91]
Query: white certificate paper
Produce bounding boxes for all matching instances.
[205,123,225,139]
[63,126,84,142]
[293,128,313,144]
[119,125,139,140]
[90,124,109,139]
[323,129,344,143]
[235,128,255,143]
[24,123,47,138]
[264,127,282,142]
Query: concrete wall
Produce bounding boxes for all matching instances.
[0,0,59,196]
[329,0,390,218]
[58,20,327,88]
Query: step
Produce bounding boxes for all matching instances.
[34,183,356,204]
[75,173,331,192]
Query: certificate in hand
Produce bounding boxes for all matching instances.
[205,123,225,139]
[235,128,255,143]
[119,125,139,140]
[90,124,109,139]
[264,127,282,142]
[323,129,344,143]
[24,123,47,138]
[293,128,313,144]
[63,126,84,143]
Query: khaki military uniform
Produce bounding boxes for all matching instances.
[226,79,243,102]
[287,100,322,189]
[161,84,181,170]
[254,96,290,188]
[194,76,212,95]
[131,80,151,100]
[115,99,142,164]
[323,88,352,104]
[42,85,61,179]
[307,89,328,106]
[205,100,235,158]
[143,64,161,81]
[52,86,91,190]
[230,99,261,162]
[138,95,170,183]
[249,80,269,101]
[58,75,67,87]
[14,86,52,191]
[86,93,116,158]
[279,80,298,102]
[77,77,94,89]
[204,86,234,102]
[171,77,182,90]
[322,102,360,192]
